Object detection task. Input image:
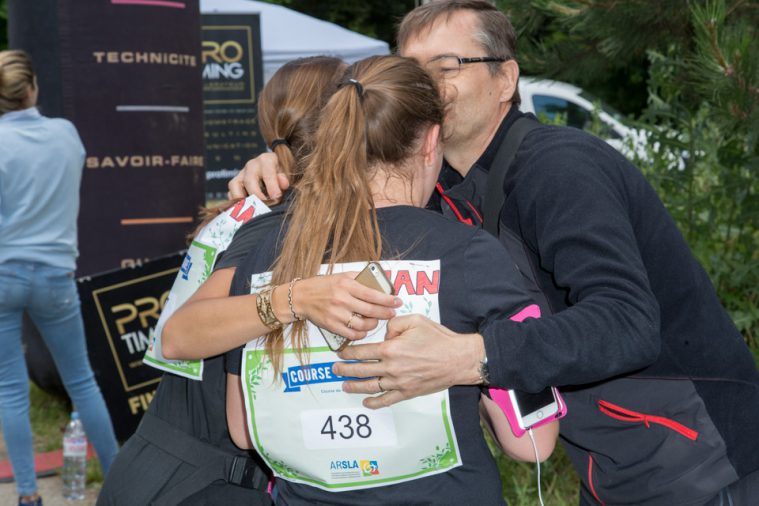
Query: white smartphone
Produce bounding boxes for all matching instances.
[319,262,394,351]
[507,386,561,430]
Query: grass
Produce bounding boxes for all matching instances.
[486,427,580,505]
[29,383,69,454]
[499,447,580,505]
[28,383,104,484]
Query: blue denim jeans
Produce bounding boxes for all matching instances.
[0,260,118,496]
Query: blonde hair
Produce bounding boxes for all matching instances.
[0,50,35,114]
[265,55,444,372]
[190,56,345,239]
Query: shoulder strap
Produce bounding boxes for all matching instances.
[483,116,541,236]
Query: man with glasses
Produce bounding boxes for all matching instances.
[228,1,759,504]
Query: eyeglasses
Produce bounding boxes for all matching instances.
[425,56,507,79]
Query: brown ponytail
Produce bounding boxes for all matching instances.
[0,50,35,114]
[266,55,444,371]
[190,56,345,238]
[258,55,345,184]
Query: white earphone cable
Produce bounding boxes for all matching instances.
[526,428,545,506]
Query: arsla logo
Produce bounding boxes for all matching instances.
[202,40,245,80]
[361,460,379,477]
[330,459,359,470]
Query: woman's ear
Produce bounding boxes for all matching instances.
[422,124,442,167]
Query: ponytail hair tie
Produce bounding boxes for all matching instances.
[270,138,290,150]
[339,78,364,99]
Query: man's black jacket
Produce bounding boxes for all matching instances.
[431,108,759,505]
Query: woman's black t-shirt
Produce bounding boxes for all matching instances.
[230,205,535,506]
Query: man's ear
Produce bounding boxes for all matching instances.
[422,124,442,166]
[498,60,520,104]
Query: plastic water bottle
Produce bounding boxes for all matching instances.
[62,411,87,500]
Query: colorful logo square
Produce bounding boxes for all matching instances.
[360,460,379,476]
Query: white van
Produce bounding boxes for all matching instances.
[518,77,641,156]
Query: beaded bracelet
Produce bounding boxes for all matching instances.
[288,277,303,321]
[256,285,283,330]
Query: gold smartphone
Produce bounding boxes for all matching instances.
[319,262,395,351]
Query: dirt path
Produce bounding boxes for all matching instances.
[0,433,100,506]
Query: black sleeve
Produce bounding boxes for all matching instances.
[461,229,537,331]
[224,345,244,375]
[213,206,285,272]
[482,137,660,392]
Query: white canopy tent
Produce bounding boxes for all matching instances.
[200,0,390,82]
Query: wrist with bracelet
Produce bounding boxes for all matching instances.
[256,285,283,330]
[256,278,306,330]
[288,277,304,322]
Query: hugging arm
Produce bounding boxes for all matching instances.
[341,145,662,399]
[336,230,558,458]
[335,230,537,404]
[481,145,660,391]
[162,270,400,360]
[227,152,289,202]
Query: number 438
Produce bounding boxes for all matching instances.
[321,414,372,440]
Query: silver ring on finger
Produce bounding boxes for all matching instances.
[346,312,360,329]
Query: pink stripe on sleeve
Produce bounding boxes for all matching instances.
[509,304,541,322]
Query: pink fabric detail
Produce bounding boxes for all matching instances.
[491,303,541,419]
[267,477,274,496]
[509,304,541,322]
[488,388,511,413]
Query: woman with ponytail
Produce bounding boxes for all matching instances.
[99,56,397,506]
[220,55,558,505]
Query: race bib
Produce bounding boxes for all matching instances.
[242,260,462,492]
[143,196,270,380]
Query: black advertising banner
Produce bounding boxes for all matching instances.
[9,1,204,276]
[7,0,64,118]
[78,253,183,441]
[202,13,265,201]
[56,0,205,276]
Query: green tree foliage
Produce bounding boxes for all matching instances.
[495,0,683,115]
[636,0,759,349]
[261,0,415,47]
[503,0,758,347]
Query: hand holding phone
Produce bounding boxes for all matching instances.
[319,262,395,351]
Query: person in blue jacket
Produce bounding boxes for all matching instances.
[0,49,119,506]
